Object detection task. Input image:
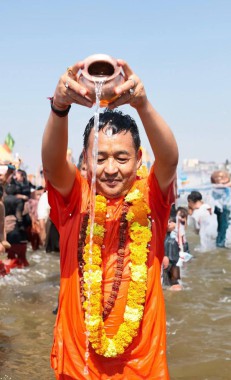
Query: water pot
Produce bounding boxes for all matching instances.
[78,54,124,106]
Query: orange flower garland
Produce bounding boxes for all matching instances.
[82,186,152,357]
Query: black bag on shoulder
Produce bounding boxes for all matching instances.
[165,237,180,263]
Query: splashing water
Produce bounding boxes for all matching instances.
[83,80,104,376]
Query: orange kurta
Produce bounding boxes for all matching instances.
[48,166,172,380]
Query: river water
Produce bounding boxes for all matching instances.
[0,229,230,380]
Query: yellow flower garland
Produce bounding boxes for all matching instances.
[83,186,152,357]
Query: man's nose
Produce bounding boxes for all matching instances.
[104,158,118,175]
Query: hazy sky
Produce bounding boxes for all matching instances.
[0,0,230,174]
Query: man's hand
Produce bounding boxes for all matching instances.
[52,61,93,110]
[108,60,148,110]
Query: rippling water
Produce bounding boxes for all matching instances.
[0,229,231,380]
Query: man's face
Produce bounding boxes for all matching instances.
[188,200,197,214]
[35,189,44,200]
[212,171,230,184]
[85,127,142,199]
[15,171,23,182]
[80,163,87,179]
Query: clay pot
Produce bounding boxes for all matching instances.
[78,54,124,106]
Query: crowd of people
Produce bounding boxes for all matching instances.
[0,164,60,275]
[162,169,231,291]
[187,170,231,253]
[0,148,89,277]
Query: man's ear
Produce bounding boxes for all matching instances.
[136,148,142,170]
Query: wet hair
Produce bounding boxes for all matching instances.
[176,206,188,219]
[83,109,141,151]
[187,191,202,203]
[169,204,176,223]
[17,169,27,182]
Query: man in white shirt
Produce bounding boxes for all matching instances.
[187,191,217,252]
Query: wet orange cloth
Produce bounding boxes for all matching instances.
[48,166,173,380]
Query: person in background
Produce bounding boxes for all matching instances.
[0,185,11,254]
[0,164,16,187]
[187,191,217,252]
[211,170,231,187]
[175,207,190,253]
[0,164,16,190]
[42,58,178,380]
[0,164,15,276]
[0,165,8,186]
[0,185,5,254]
[211,170,231,248]
[162,206,189,290]
[3,182,29,269]
[13,169,34,231]
[37,190,50,247]
[162,211,179,290]
[0,184,9,275]
[3,168,32,238]
[77,151,87,179]
[27,186,45,250]
[37,190,60,253]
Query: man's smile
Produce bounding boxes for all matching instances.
[101,178,121,186]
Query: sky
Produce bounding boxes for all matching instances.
[0,0,230,175]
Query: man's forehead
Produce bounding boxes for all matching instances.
[89,128,133,143]
[97,148,130,155]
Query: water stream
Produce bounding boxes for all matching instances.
[84,80,104,375]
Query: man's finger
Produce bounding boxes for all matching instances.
[117,59,133,78]
[67,61,85,76]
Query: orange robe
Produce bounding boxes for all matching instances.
[48,166,173,380]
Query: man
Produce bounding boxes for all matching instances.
[42,59,178,379]
[187,191,217,252]
[210,170,231,248]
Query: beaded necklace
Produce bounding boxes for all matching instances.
[78,201,129,320]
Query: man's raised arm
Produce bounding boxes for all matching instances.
[109,59,178,195]
[42,62,93,197]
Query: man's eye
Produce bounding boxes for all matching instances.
[97,158,105,164]
[117,158,128,163]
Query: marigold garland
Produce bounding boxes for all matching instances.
[82,186,152,357]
